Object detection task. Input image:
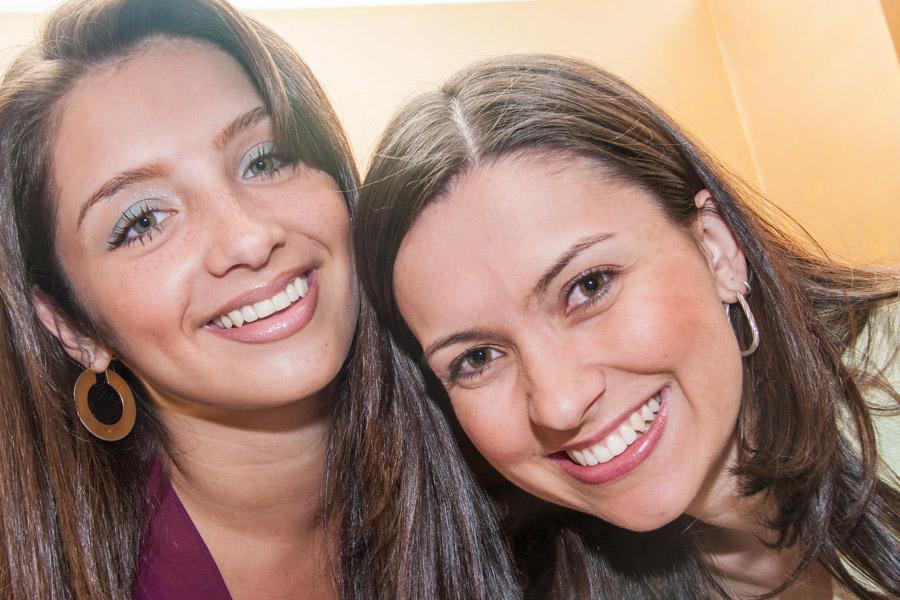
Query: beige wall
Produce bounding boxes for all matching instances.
[1,0,898,263]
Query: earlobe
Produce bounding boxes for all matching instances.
[31,292,111,371]
[693,190,748,302]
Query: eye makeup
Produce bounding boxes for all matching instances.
[107,200,172,249]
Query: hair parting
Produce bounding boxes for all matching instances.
[355,53,900,599]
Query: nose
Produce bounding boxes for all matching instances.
[203,189,287,276]
[523,345,605,432]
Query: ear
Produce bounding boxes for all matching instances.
[32,292,112,372]
[693,190,748,303]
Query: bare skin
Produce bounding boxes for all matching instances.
[158,389,336,598]
[393,153,838,598]
[34,39,357,599]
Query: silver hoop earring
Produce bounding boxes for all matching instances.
[733,291,759,357]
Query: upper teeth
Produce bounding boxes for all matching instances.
[566,394,660,466]
[213,275,309,329]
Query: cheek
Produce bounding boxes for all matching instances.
[76,248,194,351]
[451,384,530,470]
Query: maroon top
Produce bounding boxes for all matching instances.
[133,460,232,599]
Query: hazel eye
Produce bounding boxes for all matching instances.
[107,203,173,250]
[248,155,277,176]
[132,213,158,235]
[239,141,284,180]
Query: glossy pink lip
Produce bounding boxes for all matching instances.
[560,389,662,454]
[553,385,670,485]
[204,269,319,344]
[206,267,312,321]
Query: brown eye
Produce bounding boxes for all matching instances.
[565,269,615,313]
[451,346,502,383]
[577,275,602,297]
[465,348,490,370]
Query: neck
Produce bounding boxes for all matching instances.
[150,384,334,542]
[687,438,832,599]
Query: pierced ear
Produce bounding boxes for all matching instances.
[693,190,748,303]
[31,292,112,372]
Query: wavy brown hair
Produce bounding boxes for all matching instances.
[0,1,519,598]
[355,54,900,598]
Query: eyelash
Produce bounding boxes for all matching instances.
[107,203,171,250]
[240,141,287,180]
[444,267,619,385]
[447,346,503,385]
[563,267,618,315]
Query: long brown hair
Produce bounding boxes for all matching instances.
[0,1,520,598]
[0,0,354,596]
[355,54,900,598]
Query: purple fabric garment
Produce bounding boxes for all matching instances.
[133,459,232,599]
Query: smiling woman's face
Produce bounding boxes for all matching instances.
[394,152,747,531]
[49,39,357,409]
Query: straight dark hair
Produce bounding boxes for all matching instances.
[0,1,519,598]
[355,54,900,598]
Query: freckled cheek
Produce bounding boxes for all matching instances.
[81,257,192,350]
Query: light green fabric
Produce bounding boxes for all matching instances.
[833,301,899,600]
[853,301,899,474]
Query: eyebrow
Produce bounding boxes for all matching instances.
[527,232,615,300]
[423,329,494,362]
[76,106,269,230]
[77,162,168,229]
[214,106,268,150]
[421,233,614,361]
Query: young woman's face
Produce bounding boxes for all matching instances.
[394,153,746,531]
[50,39,357,409]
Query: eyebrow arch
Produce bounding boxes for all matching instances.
[214,105,268,150]
[423,329,495,362]
[527,232,615,301]
[77,162,169,229]
[76,106,270,230]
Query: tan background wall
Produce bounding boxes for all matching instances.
[1,0,897,264]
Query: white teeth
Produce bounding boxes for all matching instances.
[564,393,663,467]
[593,445,613,463]
[618,423,637,445]
[629,412,644,431]
[607,434,627,456]
[228,310,245,327]
[295,276,309,296]
[213,274,309,330]
[272,291,290,311]
[254,298,275,319]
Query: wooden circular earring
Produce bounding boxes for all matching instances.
[73,366,136,441]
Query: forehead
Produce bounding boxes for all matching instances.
[393,153,671,321]
[51,38,259,211]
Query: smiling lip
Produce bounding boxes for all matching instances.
[553,386,669,485]
[205,269,319,344]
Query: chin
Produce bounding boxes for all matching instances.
[586,492,691,533]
